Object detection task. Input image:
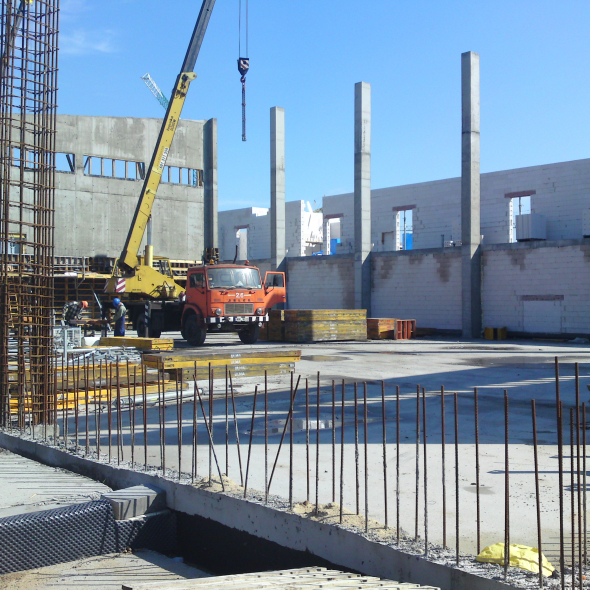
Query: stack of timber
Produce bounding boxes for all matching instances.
[99,336,174,351]
[276,309,367,343]
[367,318,416,340]
[259,310,286,341]
[143,349,301,381]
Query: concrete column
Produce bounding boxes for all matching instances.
[461,52,482,338]
[270,107,286,271]
[354,82,371,314]
[203,118,218,252]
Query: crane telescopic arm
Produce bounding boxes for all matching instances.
[118,0,216,273]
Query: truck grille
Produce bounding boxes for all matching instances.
[225,303,254,315]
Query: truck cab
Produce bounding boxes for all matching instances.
[181,264,286,346]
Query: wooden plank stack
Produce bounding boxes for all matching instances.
[278,309,367,343]
[367,318,416,340]
[143,349,301,381]
[99,336,175,351]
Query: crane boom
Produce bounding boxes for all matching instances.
[118,0,216,273]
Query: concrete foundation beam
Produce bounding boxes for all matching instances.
[102,484,166,520]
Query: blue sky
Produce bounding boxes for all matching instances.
[58,0,590,211]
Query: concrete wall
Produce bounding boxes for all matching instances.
[282,240,590,336]
[286,254,354,310]
[324,158,590,253]
[482,240,590,335]
[371,250,462,329]
[218,201,323,262]
[53,115,210,260]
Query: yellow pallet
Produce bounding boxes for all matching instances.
[99,336,174,350]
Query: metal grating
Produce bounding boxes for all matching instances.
[0,0,59,428]
[225,303,253,315]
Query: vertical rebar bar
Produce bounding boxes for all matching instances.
[209,364,213,483]
[340,379,345,525]
[396,384,400,545]
[416,384,420,539]
[422,387,428,556]
[332,379,336,504]
[306,378,310,503]
[229,371,244,486]
[556,358,565,590]
[290,373,294,509]
[441,385,446,549]
[454,391,459,566]
[264,369,268,504]
[316,372,320,515]
[364,382,368,533]
[192,362,198,482]
[504,390,509,581]
[143,365,147,471]
[531,399,543,588]
[382,380,388,528]
[355,381,359,515]
[474,386,480,554]
[574,363,583,588]
[583,403,587,566]
[570,408,575,583]
[244,386,258,499]
[226,365,229,475]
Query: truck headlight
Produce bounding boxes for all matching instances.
[214,308,222,316]
[256,307,264,315]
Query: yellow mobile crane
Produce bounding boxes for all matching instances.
[105,0,216,305]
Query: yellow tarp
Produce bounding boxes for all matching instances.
[476,543,554,577]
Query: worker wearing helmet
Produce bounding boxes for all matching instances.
[112,297,127,337]
[62,300,88,326]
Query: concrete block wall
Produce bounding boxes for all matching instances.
[286,254,355,309]
[218,201,323,262]
[323,158,590,253]
[53,115,207,260]
[482,240,590,335]
[218,207,270,261]
[371,250,462,330]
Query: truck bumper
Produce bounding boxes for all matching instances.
[205,315,268,325]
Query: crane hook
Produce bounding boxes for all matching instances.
[238,58,249,141]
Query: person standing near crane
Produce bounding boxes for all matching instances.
[112,298,127,337]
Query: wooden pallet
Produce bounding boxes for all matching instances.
[143,349,301,370]
[166,362,296,381]
[99,336,175,350]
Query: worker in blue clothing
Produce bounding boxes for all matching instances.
[112,297,127,337]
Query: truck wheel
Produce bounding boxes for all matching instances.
[136,314,161,338]
[183,314,206,347]
[238,323,260,345]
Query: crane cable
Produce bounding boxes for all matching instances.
[238,0,249,141]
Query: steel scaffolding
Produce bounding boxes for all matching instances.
[0,0,59,427]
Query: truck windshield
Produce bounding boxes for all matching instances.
[206,268,262,289]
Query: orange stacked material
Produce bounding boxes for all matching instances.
[367,318,416,340]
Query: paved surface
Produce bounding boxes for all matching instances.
[0,448,112,518]
[0,550,209,590]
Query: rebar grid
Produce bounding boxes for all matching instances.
[0,0,58,427]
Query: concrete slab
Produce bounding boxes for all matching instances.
[0,550,209,590]
[0,448,111,518]
[102,484,166,520]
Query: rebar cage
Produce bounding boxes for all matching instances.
[0,0,59,427]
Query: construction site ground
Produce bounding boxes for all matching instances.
[117,332,590,564]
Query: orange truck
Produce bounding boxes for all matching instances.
[139,264,286,345]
